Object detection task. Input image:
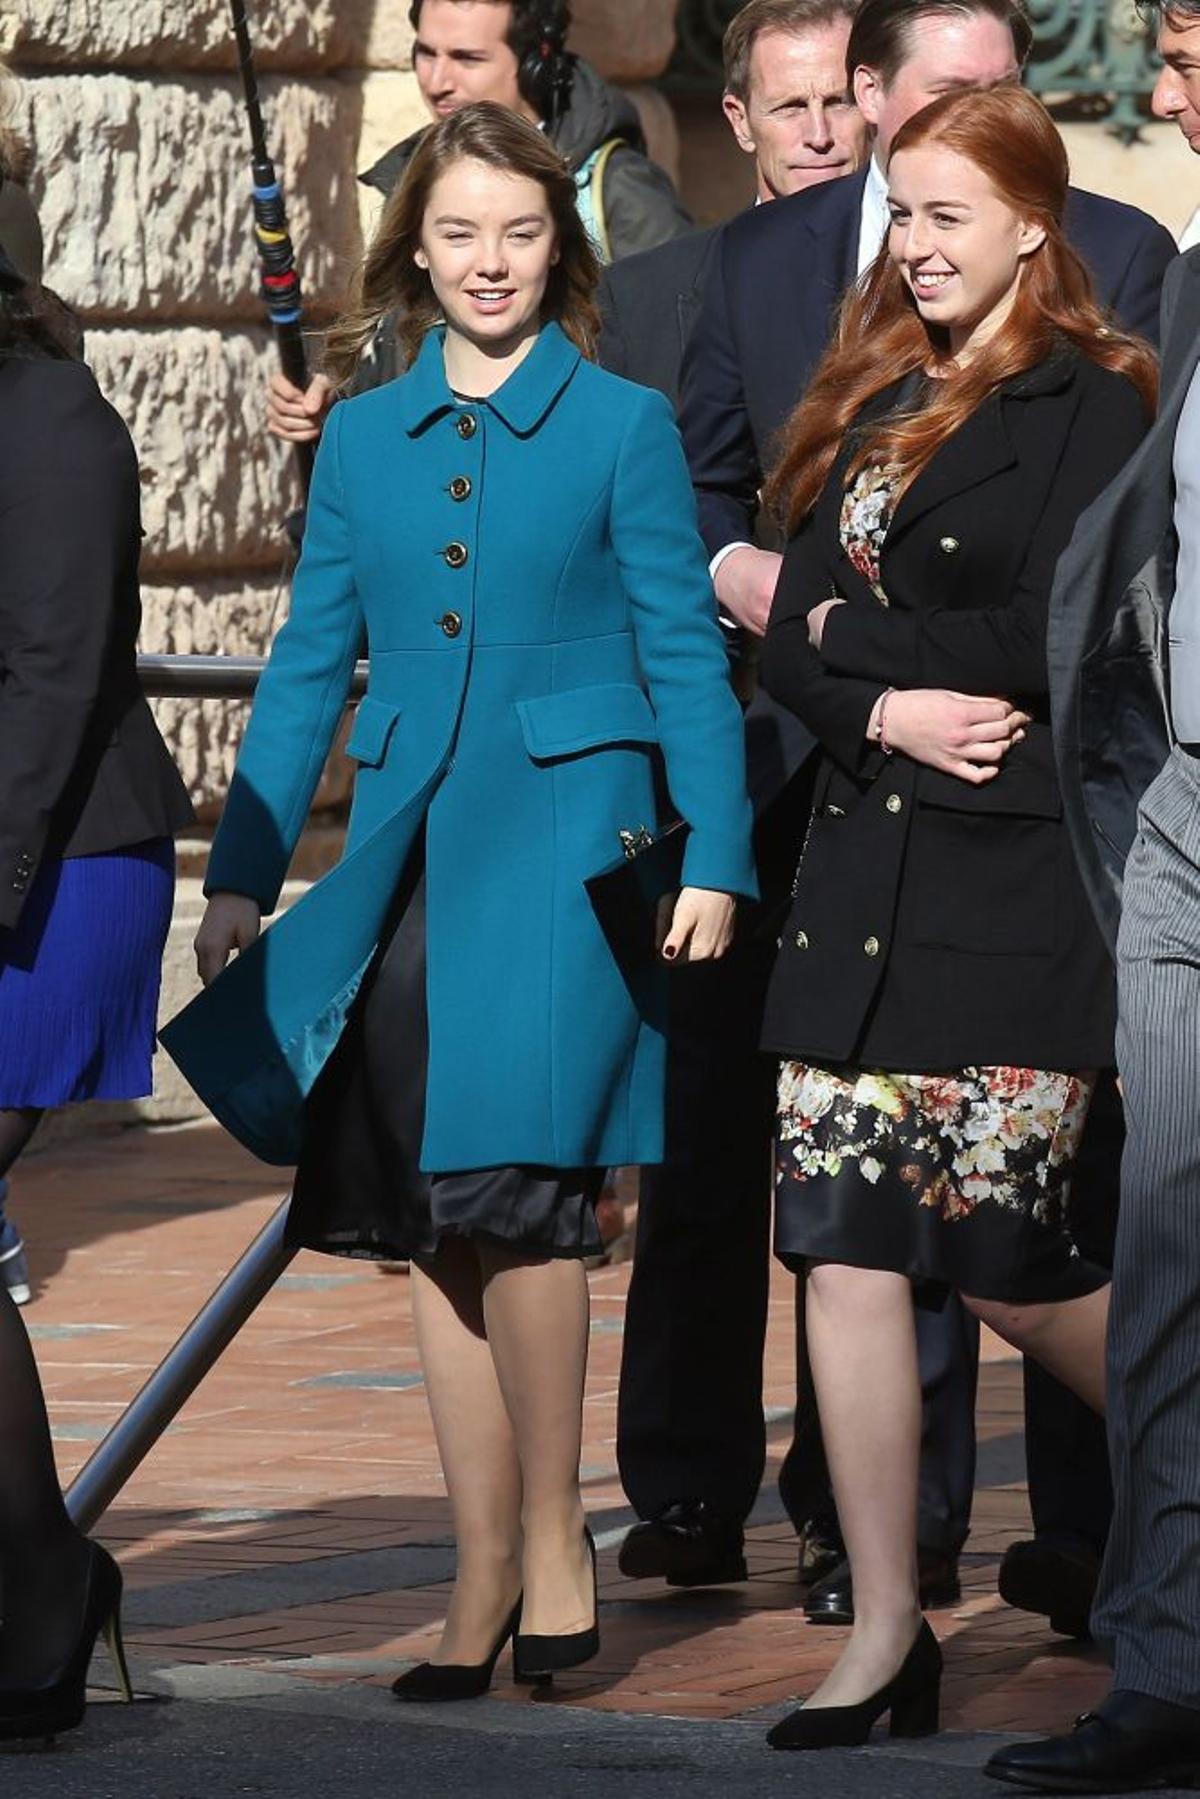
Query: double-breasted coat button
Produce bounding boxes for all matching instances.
[449,476,472,501]
[864,935,880,957]
[456,414,477,440]
[439,611,463,638]
[886,793,903,814]
[939,536,960,554]
[443,541,469,569]
[795,930,809,950]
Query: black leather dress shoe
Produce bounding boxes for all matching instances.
[997,1539,1100,1640]
[618,1501,748,1587]
[985,1689,1200,1793]
[804,1547,961,1625]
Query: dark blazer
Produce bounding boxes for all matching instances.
[759,348,1150,1072]
[595,219,814,824]
[0,355,193,931]
[597,225,720,408]
[1048,250,1200,950]
[681,166,1178,559]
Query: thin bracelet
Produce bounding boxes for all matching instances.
[877,688,896,756]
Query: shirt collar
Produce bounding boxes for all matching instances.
[856,153,890,277]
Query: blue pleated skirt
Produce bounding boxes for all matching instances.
[0,838,175,1107]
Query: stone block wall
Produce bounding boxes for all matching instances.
[4,0,680,822]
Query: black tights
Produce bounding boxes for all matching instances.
[0,1106,91,1683]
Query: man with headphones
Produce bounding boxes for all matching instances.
[269,0,690,444]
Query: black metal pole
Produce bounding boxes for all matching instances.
[65,1201,297,1533]
[229,0,315,494]
[136,654,369,700]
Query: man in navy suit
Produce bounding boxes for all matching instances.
[677,0,1177,1634]
[606,0,872,1602]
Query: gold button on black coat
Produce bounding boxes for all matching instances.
[443,541,469,569]
[864,935,880,957]
[939,536,960,554]
[456,414,477,440]
[439,611,463,638]
[795,930,810,950]
[886,793,903,814]
[449,476,472,502]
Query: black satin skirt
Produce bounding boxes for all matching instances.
[287,838,604,1264]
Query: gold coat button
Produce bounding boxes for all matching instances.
[939,536,960,554]
[439,611,463,638]
[456,413,477,439]
[864,935,880,957]
[449,476,472,501]
[886,793,903,815]
[795,930,809,950]
[443,541,469,569]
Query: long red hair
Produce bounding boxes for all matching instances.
[764,86,1158,535]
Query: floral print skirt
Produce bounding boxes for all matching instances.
[774,1062,1110,1306]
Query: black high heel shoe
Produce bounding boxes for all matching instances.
[0,1540,133,1742]
[391,1598,525,1702]
[514,1526,600,1679]
[767,1617,943,1751]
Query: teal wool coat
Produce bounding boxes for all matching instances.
[161,323,756,1169]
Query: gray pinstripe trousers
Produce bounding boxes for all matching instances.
[1092,745,1200,1708]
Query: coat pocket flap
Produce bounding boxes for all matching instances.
[517,683,659,761]
[345,696,401,767]
[916,730,1062,819]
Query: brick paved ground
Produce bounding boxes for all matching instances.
[11,1120,1111,1739]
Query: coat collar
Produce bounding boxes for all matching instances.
[1161,248,1200,414]
[887,346,1079,537]
[397,320,582,438]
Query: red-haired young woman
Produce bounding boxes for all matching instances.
[757,84,1157,1751]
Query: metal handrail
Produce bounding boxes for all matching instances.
[66,651,356,1532]
[136,654,369,701]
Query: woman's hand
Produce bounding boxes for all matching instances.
[878,689,1030,783]
[660,888,736,963]
[807,596,846,649]
[195,892,262,987]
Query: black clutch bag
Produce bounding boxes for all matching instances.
[585,820,688,973]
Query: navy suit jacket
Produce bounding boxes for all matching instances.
[680,165,1178,559]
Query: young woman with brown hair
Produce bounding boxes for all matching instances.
[757,84,1156,1751]
[173,103,754,1700]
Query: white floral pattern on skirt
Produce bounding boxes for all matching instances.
[776,1063,1094,1232]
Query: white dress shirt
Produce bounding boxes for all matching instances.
[856,154,891,277]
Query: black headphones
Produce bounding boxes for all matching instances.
[408,1,575,124]
[513,0,574,125]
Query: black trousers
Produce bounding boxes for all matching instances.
[1022,1069,1122,1558]
[617,945,1118,1557]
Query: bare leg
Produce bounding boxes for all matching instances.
[964,1285,1110,1417]
[802,1261,925,1708]
[478,1244,592,1639]
[410,1238,523,1663]
[0,1105,93,1684]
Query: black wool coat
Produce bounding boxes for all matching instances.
[759,347,1151,1074]
[0,355,193,931]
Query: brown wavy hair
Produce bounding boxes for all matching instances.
[324,101,600,388]
[764,86,1158,534]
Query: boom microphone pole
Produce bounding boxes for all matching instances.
[229,0,314,495]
